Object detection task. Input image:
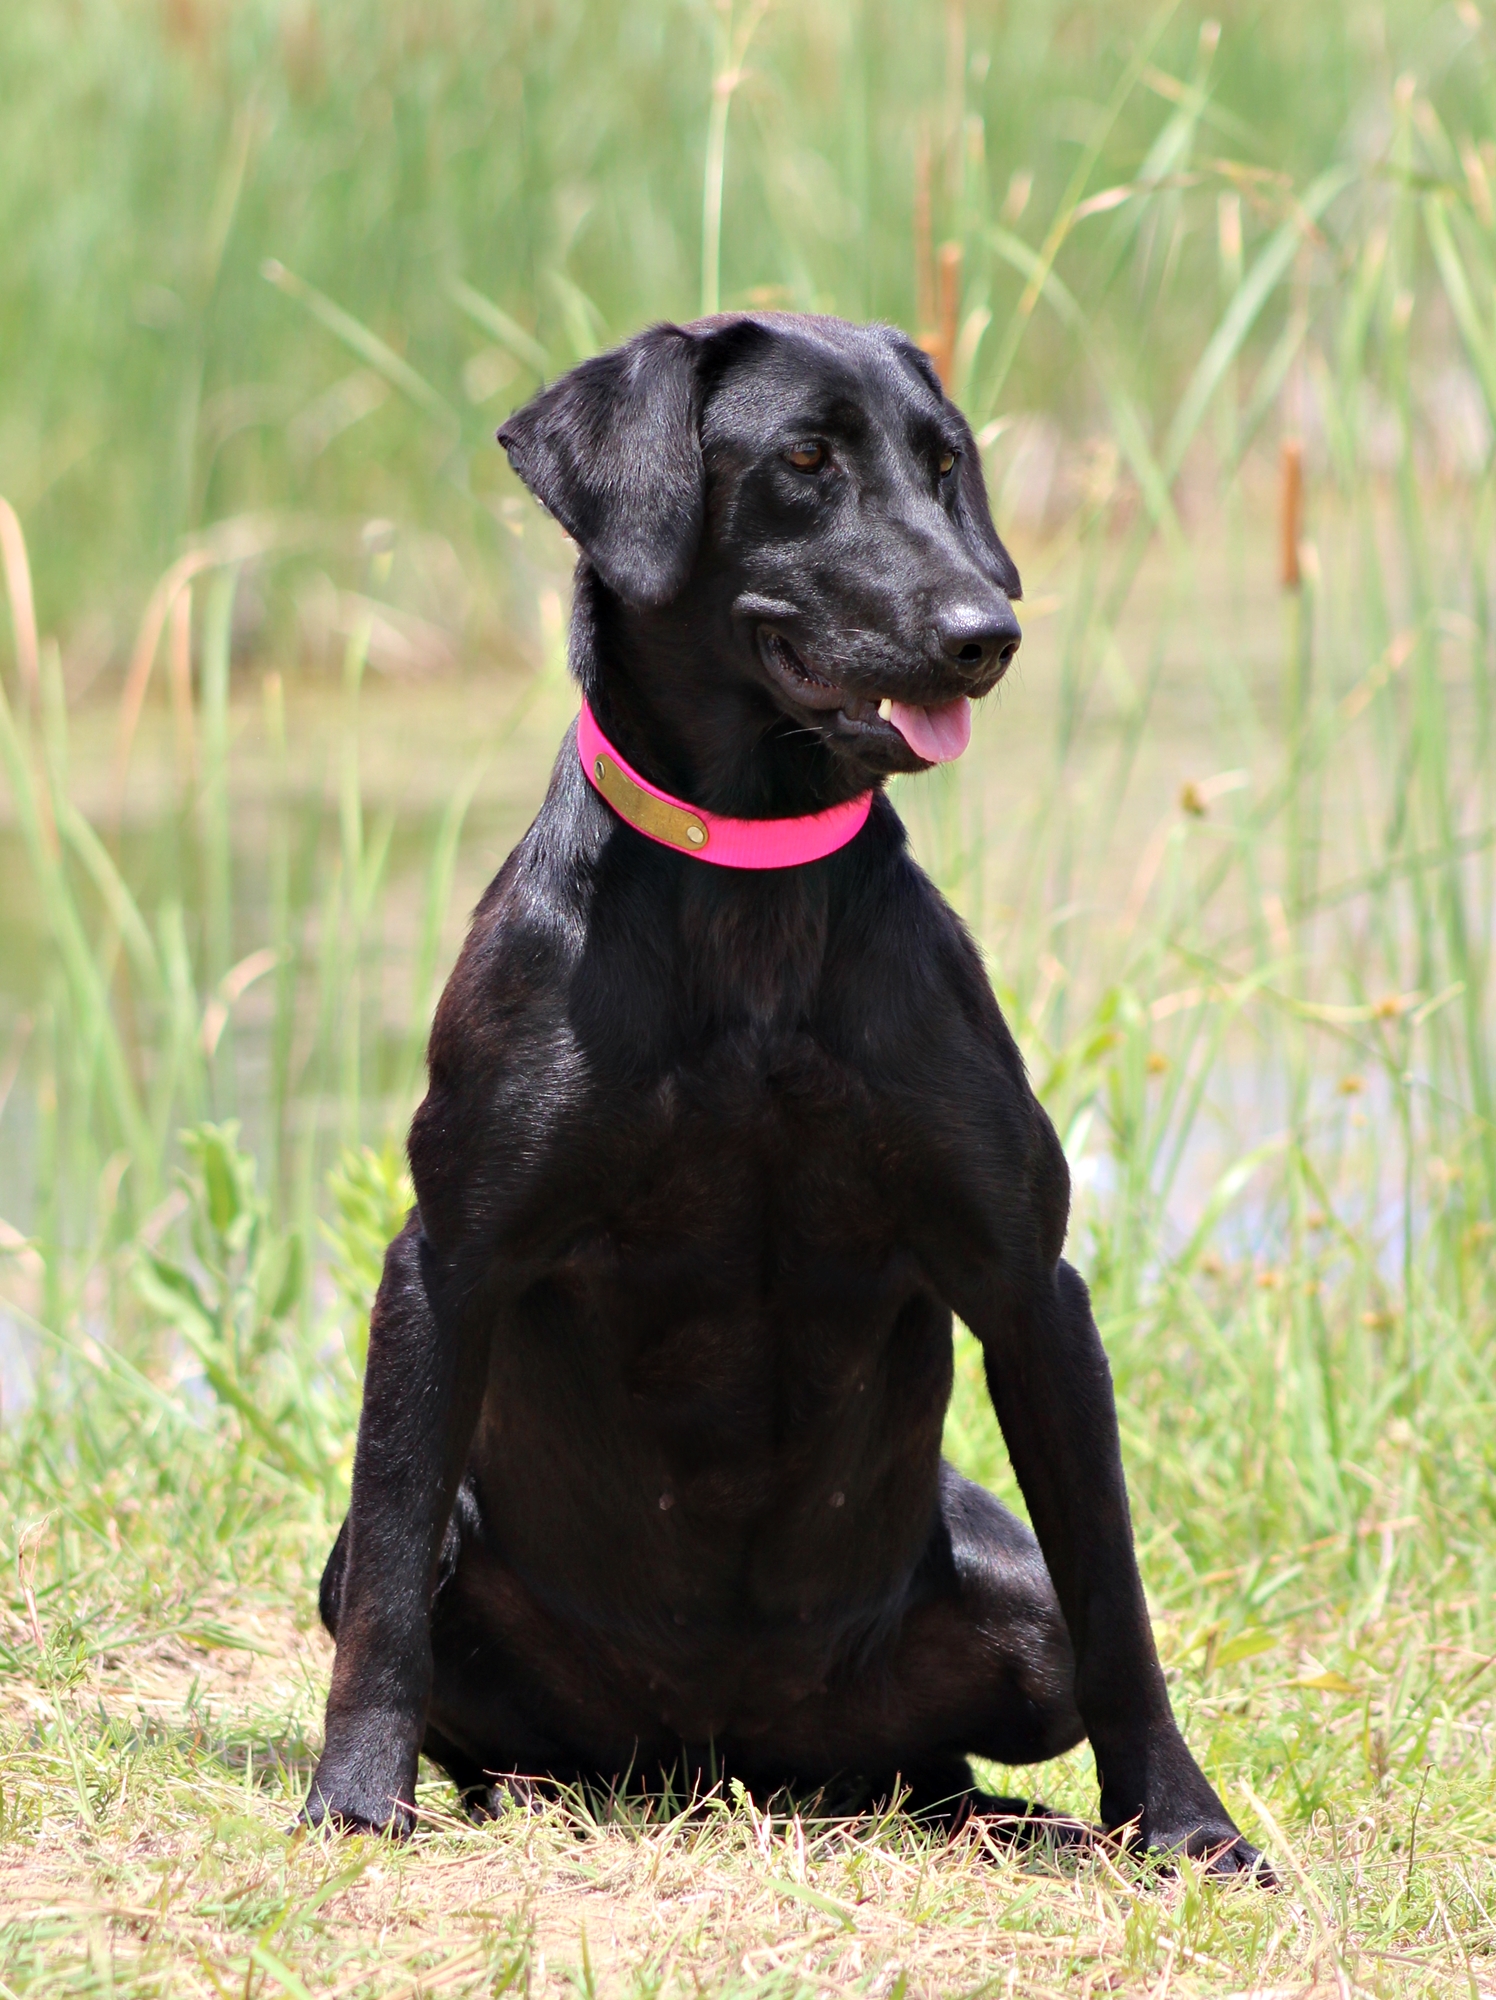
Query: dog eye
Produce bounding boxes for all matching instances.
[785,442,827,472]
[938,450,958,476]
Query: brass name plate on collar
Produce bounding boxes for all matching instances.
[591,755,709,852]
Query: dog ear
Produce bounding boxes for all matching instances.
[950,410,1022,600]
[498,324,704,608]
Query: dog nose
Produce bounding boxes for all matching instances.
[937,599,1022,676]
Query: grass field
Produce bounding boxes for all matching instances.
[3,0,1496,1992]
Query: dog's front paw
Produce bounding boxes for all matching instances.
[1182,1824,1276,1885]
[300,1740,419,1838]
[1102,1739,1276,1886]
[1132,1807,1276,1886]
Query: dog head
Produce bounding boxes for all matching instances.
[499,313,1021,786]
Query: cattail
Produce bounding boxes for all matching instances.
[1280,437,1303,592]
[913,132,935,341]
[934,241,962,391]
[170,582,196,787]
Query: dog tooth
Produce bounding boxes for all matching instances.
[878,697,893,721]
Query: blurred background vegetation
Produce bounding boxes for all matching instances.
[2,4,1496,1982]
[0,0,1483,646]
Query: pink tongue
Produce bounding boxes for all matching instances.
[887,696,972,764]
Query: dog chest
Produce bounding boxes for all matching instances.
[462,1041,958,1630]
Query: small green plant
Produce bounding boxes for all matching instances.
[143,1123,303,1365]
[134,1121,328,1489]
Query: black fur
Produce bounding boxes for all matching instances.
[303,313,1268,1879]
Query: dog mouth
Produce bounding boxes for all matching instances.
[759,630,975,766]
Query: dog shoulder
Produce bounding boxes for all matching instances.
[837,812,1024,1078]
[833,811,1066,1220]
[424,741,607,1079]
[828,828,1072,1264]
[409,749,617,1243]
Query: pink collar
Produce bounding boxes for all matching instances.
[577,699,873,870]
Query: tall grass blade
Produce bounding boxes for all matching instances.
[262,261,460,438]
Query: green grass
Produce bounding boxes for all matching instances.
[3,0,1496,1992]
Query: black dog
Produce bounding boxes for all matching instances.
[306,313,1266,1877]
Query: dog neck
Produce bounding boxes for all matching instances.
[569,566,876,821]
[578,699,871,869]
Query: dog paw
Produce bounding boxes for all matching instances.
[1122,1813,1276,1886]
[1102,1739,1275,1887]
[966,1793,1098,1851]
[457,1772,550,1822]
[299,1763,417,1838]
[1185,1828,1277,1886]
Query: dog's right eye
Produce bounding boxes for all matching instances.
[784,442,827,472]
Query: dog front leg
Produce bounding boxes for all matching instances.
[304,1214,487,1834]
[966,1258,1267,1875]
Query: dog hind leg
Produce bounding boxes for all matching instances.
[318,1516,350,1638]
[735,1462,1084,1815]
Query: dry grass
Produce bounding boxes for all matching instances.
[2,1553,1494,1998]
